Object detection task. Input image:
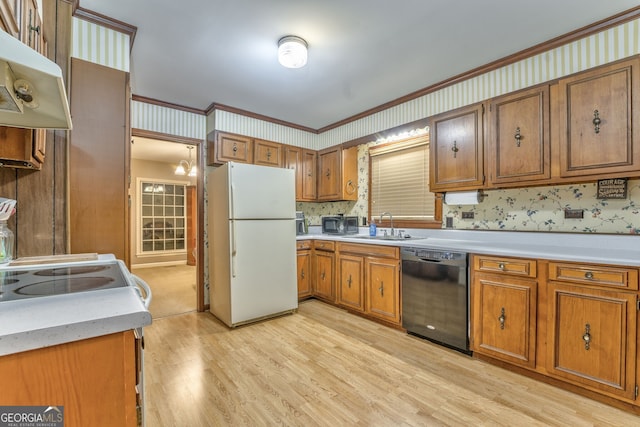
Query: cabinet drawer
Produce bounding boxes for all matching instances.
[296,240,311,250]
[473,255,536,278]
[548,262,638,290]
[338,242,399,259]
[314,240,335,252]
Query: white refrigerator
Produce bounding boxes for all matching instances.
[207,162,298,327]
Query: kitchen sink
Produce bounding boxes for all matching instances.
[348,235,424,241]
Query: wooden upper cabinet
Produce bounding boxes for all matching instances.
[317,145,358,201]
[558,57,640,178]
[487,85,550,186]
[254,138,283,167]
[208,131,253,165]
[22,0,42,51]
[285,146,317,201]
[0,0,22,38]
[429,103,484,192]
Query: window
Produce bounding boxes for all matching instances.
[369,134,440,226]
[139,181,186,253]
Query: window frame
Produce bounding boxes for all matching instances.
[367,135,442,229]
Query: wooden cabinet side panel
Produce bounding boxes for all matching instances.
[69,58,129,261]
[0,332,137,427]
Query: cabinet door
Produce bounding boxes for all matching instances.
[254,139,283,167]
[313,250,335,302]
[366,257,400,324]
[547,282,637,400]
[0,0,22,38]
[488,85,550,186]
[22,0,41,51]
[429,103,484,192]
[302,149,317,201]
[337,254,365,312]
[317,147,340,200]
[212,131,253,165]
[285,146,303,200]
[558,58,640,178]
[472,274,537,368]
[296,250,311,299]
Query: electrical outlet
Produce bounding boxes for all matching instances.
[445,217,453,228]
[564,208,584,219]
[462,211,475,219]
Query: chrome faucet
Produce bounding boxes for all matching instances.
[379,212,394,236]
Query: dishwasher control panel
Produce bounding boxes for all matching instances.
[401,247,467,262]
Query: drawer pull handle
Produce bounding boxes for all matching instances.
[585,271,594,280]
[514,127,522,147]
[232,143,238,153]
[498,307,506,330]
[321,271,325,280]
[379,281,384,296]
[498,263,505,270]
[583,323,591,350]
[300,269,305,279]
[266,149,272,159]
[347,274,352,288]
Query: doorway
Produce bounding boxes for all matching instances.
[129,130,205,318]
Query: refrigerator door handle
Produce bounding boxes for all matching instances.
[231,219,237,277]
[230,182,237,277]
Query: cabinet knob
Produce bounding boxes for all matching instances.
[514,127,522,147]
[300,269,305,279]
[321,271,325,280]
[267,149,272,159]
[232,143,238,153]
[498,263,505,270]
[325,169,331,178]
[451,141,459,158]
[498,307,506,330]
[582,323,591,350]
[585,271,594,280]
[592,110,601,134]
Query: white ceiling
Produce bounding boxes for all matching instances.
[79,0,640,133]
[130,137,196,165]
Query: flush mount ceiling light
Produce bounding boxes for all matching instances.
[278,36,308,69]
[175,145,197,177]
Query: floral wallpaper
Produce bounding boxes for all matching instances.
[444,180,640,234]
[298,143,640,235]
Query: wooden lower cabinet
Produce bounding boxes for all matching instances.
[296,240,312,299]
[547,281,637,401]
[0,331,141,427]
[365,256,400,324]
[313,241,335,302]
[337,253,365,312]
[471,255,537,368]
[471,255,640,411]
[336,242,401,326]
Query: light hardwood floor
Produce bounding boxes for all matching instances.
[132,264,196,318]
[143,300,640,426]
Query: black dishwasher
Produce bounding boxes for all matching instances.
[401,246,470,354]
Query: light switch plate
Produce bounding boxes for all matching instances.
[564,208,584,219]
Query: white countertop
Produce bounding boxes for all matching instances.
[0,256,152,356]
[298,229,640,267]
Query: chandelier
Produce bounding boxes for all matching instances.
[175,145,197,177]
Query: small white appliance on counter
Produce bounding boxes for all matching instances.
[208,162,298,327]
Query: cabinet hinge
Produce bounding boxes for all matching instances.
[635,384,638,399]
[637,298,640,312]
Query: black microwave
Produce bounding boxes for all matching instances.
[322,216,359,235]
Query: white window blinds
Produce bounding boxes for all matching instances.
[369,135,435,221]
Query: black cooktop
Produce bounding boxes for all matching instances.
[0,262,129,302]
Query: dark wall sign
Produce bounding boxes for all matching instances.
[597,178,627,199]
